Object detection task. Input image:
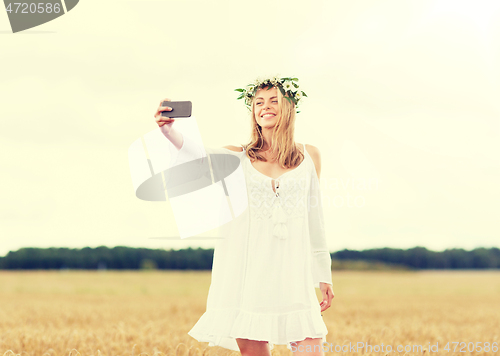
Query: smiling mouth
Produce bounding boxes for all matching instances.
[262,114,275,119]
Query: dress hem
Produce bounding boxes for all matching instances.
[187,307,328,352]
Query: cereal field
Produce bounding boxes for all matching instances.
[0,270,499,356]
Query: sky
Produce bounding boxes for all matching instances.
[1,0,499,257]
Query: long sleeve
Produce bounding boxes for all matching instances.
[162,118,243,177]
[307,164,333,289]
[167,129,206,170]
[128,116,248,239]
[163,125,245,196]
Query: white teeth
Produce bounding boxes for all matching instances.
[262,114,275,118]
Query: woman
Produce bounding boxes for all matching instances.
[154,77,334,356]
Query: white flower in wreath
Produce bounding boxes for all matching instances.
[295,91,303,101]
[282,80,294,92]
[254,77,266,86]
[246,84,255,94]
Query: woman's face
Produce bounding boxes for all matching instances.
[253,86,281,129]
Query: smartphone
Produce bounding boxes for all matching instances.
[161,101,192,118]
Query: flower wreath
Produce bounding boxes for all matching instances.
[235,76,307,114]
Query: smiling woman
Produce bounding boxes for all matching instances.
[149,76,334,356]
[244,81,305,174]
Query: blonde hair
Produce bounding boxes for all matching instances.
[242,85,304,169]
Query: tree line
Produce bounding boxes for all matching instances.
[0,246,498,270]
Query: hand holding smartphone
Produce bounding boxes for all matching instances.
[154,98,193,139]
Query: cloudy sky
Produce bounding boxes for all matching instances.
[1,0,499,257]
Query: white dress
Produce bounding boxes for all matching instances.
[166,132,333,352]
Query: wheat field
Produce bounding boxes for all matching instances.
[0,270,499,356]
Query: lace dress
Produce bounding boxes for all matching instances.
[164,129,333,352]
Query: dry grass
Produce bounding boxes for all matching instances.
[0,270,499,356]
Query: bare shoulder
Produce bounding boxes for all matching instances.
[304,144,321,163]
[223,145,243,152]
[304,144,322,179]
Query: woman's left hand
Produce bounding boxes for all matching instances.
[319,283,335,312]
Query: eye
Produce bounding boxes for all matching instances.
[272,100,278,103]
[256,102,263,105]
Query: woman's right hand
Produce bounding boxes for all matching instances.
[154,98,174,135]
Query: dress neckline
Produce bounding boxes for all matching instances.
[248,143,307,180]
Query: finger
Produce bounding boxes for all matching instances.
[155,116,174,124]
[321,302,328,312]
[156,113,173,119]
[157,119,175,126]
[326,291,334,308]
[155,107,172,118]
[156,118,174,124]
[155,110,173,119]
[320,291,331,310]
[320,296,327,309]
[156,108,172,119]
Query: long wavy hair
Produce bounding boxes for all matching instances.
[242,85,304,169]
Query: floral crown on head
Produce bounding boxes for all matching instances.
[235,76,307,114]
